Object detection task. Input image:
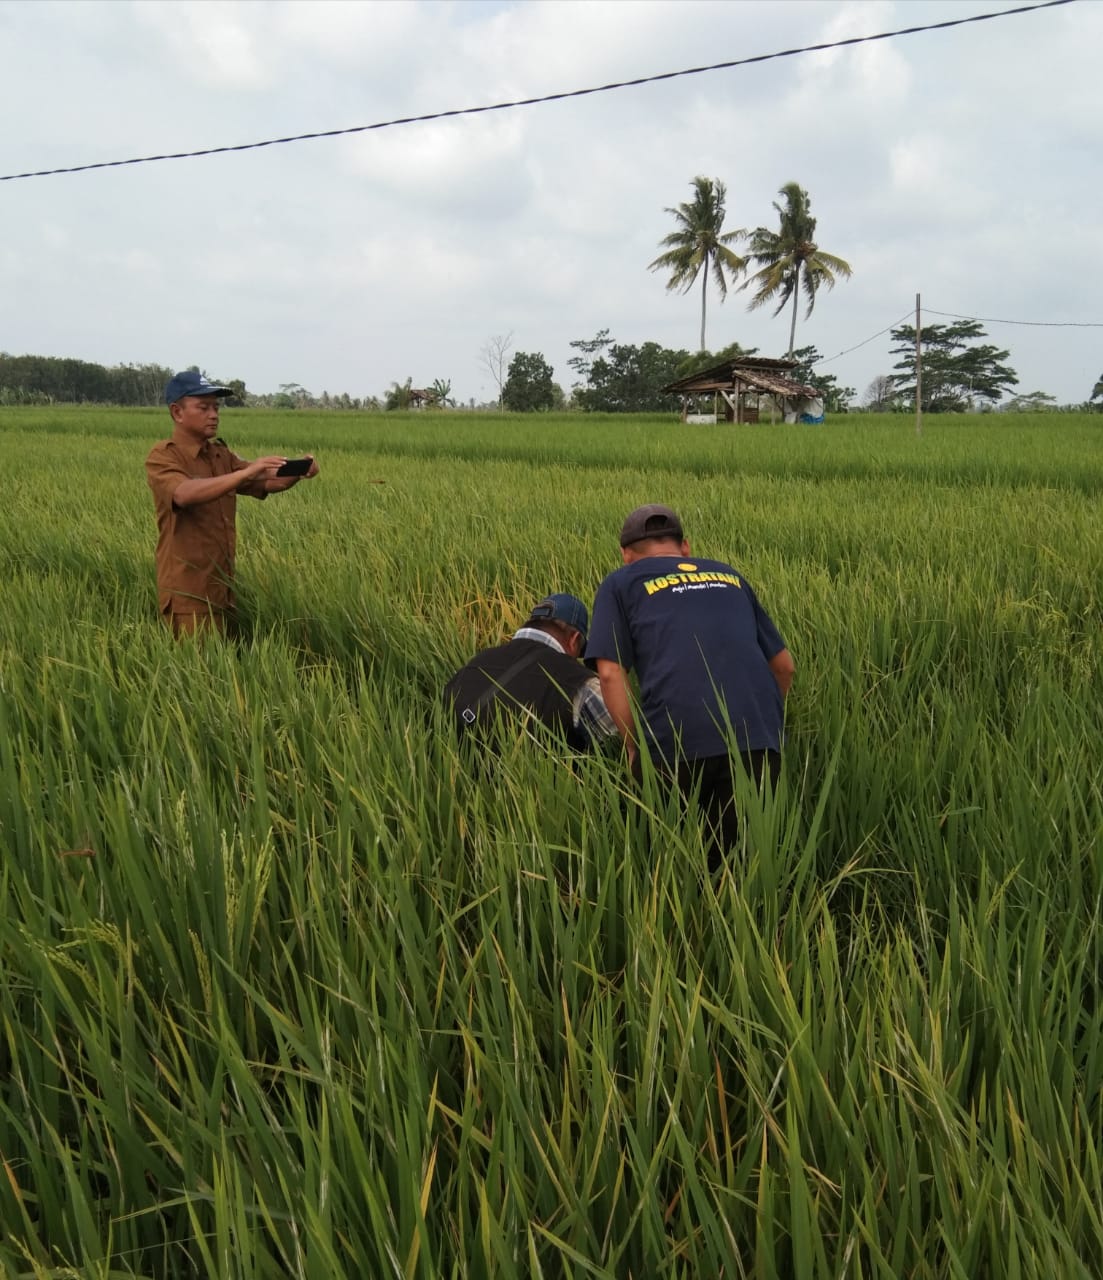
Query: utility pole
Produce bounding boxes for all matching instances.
[915,293,922,437]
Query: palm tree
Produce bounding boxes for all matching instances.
[384,377,413,411]
[744,182,852,358]
[649,176,747,353]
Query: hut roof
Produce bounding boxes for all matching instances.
[663,356,820,399]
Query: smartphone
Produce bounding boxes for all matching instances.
[275,457,312,477]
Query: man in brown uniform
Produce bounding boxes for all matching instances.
[145,371,318,635]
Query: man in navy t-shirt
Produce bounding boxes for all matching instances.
[585,504,795,862]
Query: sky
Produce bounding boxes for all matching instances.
[1,0,1100,407]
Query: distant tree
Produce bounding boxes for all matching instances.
[568,334,764,411]
[566,329,614,388]
[479,332,513,409]
[785,345,853,413]
[429,377,456,408]
[384,377,414,411]
[571,338,694,412]
[224,378,248,407]
[1003,391,1058,412]
[889,321,1018,411]
[649,176,747,352]
[863,375,899,411]
[502,351,556,412]
[274,382,312,408]
[674,340,759,380]
[1091,373,1103,407]
[744,182,852,358]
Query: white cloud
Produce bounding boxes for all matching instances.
[131,0,275,89]
[0,0,1100,403]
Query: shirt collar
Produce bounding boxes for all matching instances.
[171,431,221,459]
[512,626,566,654]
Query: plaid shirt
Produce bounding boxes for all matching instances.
[512,627,619,747]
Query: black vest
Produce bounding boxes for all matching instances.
[443,638,594,750]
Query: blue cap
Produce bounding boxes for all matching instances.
[165,371,234,404]
[526,592,589,639]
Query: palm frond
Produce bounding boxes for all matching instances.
[649,175,747,344]
[742,183,851,336]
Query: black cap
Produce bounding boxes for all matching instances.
[619,503,684,547]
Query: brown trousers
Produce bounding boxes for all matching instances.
[168,610,226,638]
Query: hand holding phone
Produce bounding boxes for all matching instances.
[275,456,313,477]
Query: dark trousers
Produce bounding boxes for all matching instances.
[668,750,780,870]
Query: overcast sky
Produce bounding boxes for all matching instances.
[1,0,1099,406]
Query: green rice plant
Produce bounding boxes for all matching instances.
[0,405,1100,1276]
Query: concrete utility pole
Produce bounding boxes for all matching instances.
[915,293,923,437]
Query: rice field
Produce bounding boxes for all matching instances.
[1,404,1101,1278]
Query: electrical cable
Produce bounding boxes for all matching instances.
[0,0,1076,183]
[811,312,917,365]
[923,308,1103,328]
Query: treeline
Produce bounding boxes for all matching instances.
[0,354,186,406]
[0,345,854,415]
[0,354,386,411]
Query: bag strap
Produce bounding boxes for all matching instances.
[458,643,550,725]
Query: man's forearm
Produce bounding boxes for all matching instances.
[768,648,795,698]
[596,660,636,748]
[173,454,289,507]
[173,470,251,508]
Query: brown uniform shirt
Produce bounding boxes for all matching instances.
[145,436,265,617]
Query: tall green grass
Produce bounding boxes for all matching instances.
[0,406,1100,1276]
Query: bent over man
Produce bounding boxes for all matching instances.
[145,371,319,635]
[586,504,795,861]
[444,593,617,751]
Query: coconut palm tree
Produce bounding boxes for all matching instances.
[384,377,413,411]
[744,182,852,358]
[649,176,747,353]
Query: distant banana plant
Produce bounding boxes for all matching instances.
[430,377,456,408]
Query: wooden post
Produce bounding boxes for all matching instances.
[915,293,922,437]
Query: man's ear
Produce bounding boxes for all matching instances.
[681,539,691,556]
[621,545,636,565]
[566,628,585,657]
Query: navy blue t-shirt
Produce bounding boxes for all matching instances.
[585,554,786,761]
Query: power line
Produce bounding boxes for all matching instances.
[810,297,1101,375]
[812,312,917,365]
[0,0,1076,184]
[923,307,1103,328]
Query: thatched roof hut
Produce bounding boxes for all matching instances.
[663,356,822,424]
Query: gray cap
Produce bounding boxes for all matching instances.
[619,503,684,547]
